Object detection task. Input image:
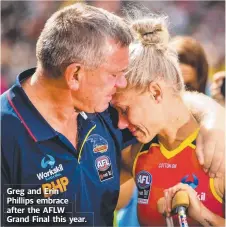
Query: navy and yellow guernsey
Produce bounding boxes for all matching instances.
[1,68,135,226]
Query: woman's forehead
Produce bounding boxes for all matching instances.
[112,90,134,105]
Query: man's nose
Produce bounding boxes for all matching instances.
[118,113,129,130]
[115,74,127,88]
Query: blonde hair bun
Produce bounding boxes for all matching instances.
[132,16,169,51]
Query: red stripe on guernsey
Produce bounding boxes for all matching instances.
[7,92,37,142]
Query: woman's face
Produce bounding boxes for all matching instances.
[112,87,166,144]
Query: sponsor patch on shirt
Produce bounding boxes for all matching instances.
[37,154,64,181]
[87,134,108,153]
[136,171,152,204]
[95,155,113,182]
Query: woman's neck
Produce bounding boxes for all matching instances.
[158,98,199,151]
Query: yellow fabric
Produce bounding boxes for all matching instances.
[159,128,199,159]
[78,125,96,163]
[209,178,223,203]
[113,210,118,227]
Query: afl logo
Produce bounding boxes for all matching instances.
[95,156,111,171]
[136,171,152,189]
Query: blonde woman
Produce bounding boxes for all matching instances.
[112,16,225,226]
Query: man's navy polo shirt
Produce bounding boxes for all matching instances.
[1,68,135,226]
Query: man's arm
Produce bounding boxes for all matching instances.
[183,91,225,177]
[116,177,136,210]
[120,143,143,181]
[116,143,142,210]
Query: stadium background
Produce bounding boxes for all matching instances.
[1,0,225,93]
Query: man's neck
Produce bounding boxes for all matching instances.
[22,72,79,127]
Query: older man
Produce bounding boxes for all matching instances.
[1,3,224,227]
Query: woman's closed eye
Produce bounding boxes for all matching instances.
[120,107,128,116]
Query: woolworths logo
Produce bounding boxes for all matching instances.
[37,155,64,181]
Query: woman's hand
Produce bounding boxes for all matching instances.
[164,183,204,222]
[164,182,225,226]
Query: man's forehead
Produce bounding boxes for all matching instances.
[104,63,127,73]
[104,42,129,71]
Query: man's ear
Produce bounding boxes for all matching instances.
[64,63,82,91]
[148,81,163,103]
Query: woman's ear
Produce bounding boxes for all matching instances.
[148,81,163,103]
[64,63,82,91]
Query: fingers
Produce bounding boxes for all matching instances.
[198,128,218,175]
[216,154,225,178]
[164,183,186,214]
[195,133,204,166]
[207,139,224,177]
[208,154,222,178]
[200,126,225,177]
[164,190,171,215]
[203,139,217,177]
[216,128,225,177]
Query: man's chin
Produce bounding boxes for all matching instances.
[136,134,150,144]
[86,103,110,113]
[95,103,110,113]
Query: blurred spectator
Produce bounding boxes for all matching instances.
[1,1,225,88]
[210,71,225,107]
[91,0,122,14]
[171,36,208,94]
[1,1,61,87]
[192,2,225,76]
[1,1,224,226]
[0,76,8,94]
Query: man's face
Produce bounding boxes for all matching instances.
[72,42,129,113]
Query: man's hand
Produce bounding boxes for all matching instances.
[183,92,225,177]
[196,125,225,178]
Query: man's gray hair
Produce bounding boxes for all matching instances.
[36,3,133,78]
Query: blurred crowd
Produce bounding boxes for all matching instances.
[1,0,225,98]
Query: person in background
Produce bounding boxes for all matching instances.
[210,71,225,107]
[171,36,208,94]
[0,76,8,94]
